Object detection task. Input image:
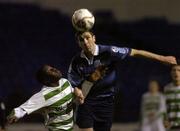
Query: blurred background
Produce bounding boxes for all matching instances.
[0,0,180,130]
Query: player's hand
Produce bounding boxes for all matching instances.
[74,87,85,104]
[7,115,18,124]
[90,70,101,81]
[164,120,171,129]
[89,65,108,82]
[163,56,177,65]
[7,112,19,124]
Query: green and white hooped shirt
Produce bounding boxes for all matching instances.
[141,92,166,120]
[13,78,74,131]
[164,83,180,128]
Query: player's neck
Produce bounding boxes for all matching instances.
[85,45,96,59]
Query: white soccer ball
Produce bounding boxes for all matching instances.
[72,9,95,31]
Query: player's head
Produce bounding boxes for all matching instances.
[36,65,62,87]
[148,80,160,94]
[75,31,96,55]
[171,64,180,84]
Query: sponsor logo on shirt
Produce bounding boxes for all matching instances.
[111,46,126,54]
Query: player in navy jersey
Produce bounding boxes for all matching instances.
[68,31,177,131]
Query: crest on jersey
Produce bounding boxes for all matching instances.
[111,46,126,54]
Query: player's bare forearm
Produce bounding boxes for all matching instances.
[74,87,84,104]
[130,49,177,65]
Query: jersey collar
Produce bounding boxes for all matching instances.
[93,44,99,56]
[80,45,99,64]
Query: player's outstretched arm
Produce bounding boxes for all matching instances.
[7,91,46,124]
[130,49,177,65]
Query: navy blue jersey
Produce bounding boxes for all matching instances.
[68,44,131,98]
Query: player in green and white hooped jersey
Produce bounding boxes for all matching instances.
[141,80,167,131]
[164,64,180,131]
[7,65,74,131]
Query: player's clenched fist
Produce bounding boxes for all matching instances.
[74,87,85,104]
[89,65,107,82]
[7,111,19,124]
[163,56,177,65]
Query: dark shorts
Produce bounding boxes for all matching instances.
[76,96,114,131]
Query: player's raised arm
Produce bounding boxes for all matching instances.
[7,90,46,124]
[130,49,177,65]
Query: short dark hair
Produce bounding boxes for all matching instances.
[75,31,94,41]
[36,65,62,86]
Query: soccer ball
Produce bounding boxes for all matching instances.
[72,9,95,31]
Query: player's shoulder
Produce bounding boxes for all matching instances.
[98,44,131,55]
[70,52,83,63]
[59,78,71,86]
[98,44,114,50]
[33,87,47,98]
[59,78,73,92]
[59,77,69,82]
[98,44,118,54]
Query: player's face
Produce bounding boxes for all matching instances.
[171,65,180,82]
[45,65,61,76]
[148,81,159,93]
[78,32,96,55]
[44,65,61,82]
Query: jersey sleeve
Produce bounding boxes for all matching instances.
[12,107,27,119]
[19,91,46,114]
[67,58,83,88]
[109,46,131,60]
